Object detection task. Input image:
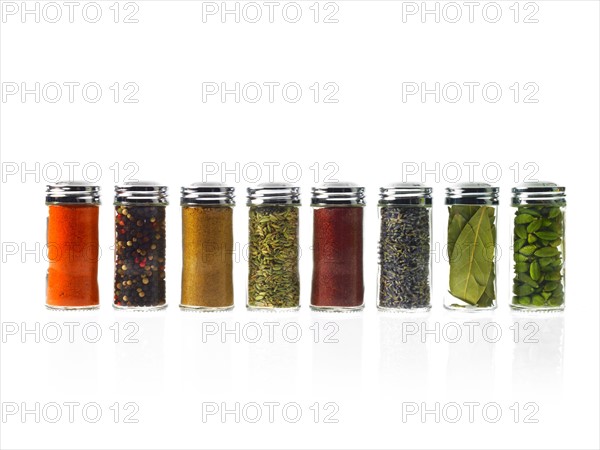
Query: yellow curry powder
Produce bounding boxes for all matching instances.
[181,206,234,308]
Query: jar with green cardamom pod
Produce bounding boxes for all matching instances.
[445,183,499,311]
[247,183,300,310]
[511,182,565,311]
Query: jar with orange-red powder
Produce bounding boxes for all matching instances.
[45,182,101,309]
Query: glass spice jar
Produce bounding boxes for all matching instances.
[445,183,499,311]
[46,182,100,309]
[511,182,566,311]
[311,183,365,311]
[378,183,432,312]
[247,183,300,310]
[180,183,235,311]
[114,182,168,310]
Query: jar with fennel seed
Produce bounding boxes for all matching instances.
[247,183,300,310]
[511,183,565,311]
[311,183,365,311]
[445,183,499,311]
[378,183,432,312]
[46,182,100,310]
[114,182,168,310]
[180,183,235,311]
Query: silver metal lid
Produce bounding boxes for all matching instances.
[247,183,300,206]
[379,183,432,206]
[512,182,566,206]
[181,183,235,206]
[114,181,168,205]
[46,182,100,205]
[445,182,499,205]
[311,182,365,206]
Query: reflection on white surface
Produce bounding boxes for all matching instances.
[246,312,300,395]
[311,312,363,395]
[511,313,565,395]
[179,311,233,387]
[378,313,429,395]
[446,314,496,395]
[113,312,166,393]
[45,310,101,396]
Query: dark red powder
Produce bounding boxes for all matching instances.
[311,206,364,308]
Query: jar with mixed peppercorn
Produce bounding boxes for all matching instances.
[114,182,168,310]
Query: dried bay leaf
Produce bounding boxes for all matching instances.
[449,207,494,305]
[447,209,467,260]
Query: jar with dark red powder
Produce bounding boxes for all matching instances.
[310,183,365,311]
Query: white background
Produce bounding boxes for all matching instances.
[1,1,599,449]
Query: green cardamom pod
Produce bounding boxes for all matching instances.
[518,272,539,288]
[543,282,559,291]
[545,271,561,281]
[539,258,554,267]
[515,284,535,296]
[515,214,536,224]
[535,247,559,257]
[518,208,541,217]
[530,260,541,281]
[514,253,529,262]
[535,231,559,240]
[518,296,531,305]
[548,208,560,218]
[515,225,528,240]
[532,294,545,306]
[527,219,542,233]
[514,238,526,251]
[519,245,537,256]
[515,262,529,273]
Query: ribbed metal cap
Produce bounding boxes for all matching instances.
[181,183,235,206]
[311,182,365,206]
[379,183,432,206]
[114,182,168,205]
[247,183,300,206]
[46,182,100,205]
[445,183,499,205]
[512,182,565,206]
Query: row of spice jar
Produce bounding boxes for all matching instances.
[45,181,566,312]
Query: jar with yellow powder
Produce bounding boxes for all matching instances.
[180,183,235,310]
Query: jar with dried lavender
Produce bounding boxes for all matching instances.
[445,183,499,311]
[378,183,432,311]
[181,183,235,310]
[311,183,365,311]
[511,183,566,311]
[46,182,100,310]
[247,183,300,310]
[114,182,168,310]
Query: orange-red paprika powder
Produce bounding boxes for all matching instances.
[46,183,100,309]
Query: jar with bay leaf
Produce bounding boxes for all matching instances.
[247,183,300,310]
[511,183,565,311]
[445,183,499,310]
[377,183,432,311]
